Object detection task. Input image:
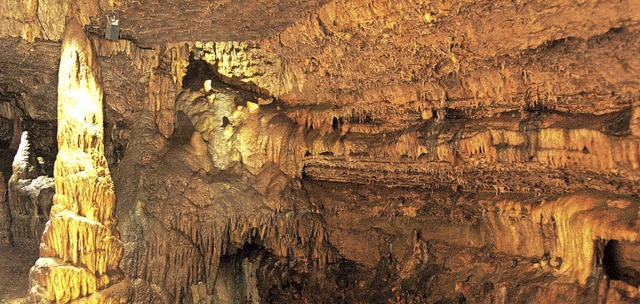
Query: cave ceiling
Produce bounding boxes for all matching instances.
[0,0,640,303]
[1,0,639,115]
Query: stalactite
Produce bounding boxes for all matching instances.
[123,205,336,302]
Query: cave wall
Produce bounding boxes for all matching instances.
[0,0,638,303]
[0,0,121,42]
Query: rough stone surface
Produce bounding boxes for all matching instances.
[0,0,639,303]
[0,0,117,42]
[0,172,10,246]
[28,20,126,303]
[5,132,54,244]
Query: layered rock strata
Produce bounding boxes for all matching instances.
[0,0,638,303]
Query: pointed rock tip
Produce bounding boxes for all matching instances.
[63,18,85,42]
[59,16,102,94]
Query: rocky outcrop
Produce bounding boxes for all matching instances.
[305,181,640,303]
[8,174,53,241]
[0,38,60,122]
[485,192,640,286]
[0,0,117,42]
[4,132,54,243]
[115,0,333,44]
[0,38,60,178]
[29,20,126,303]
[113,107,337,303]
[173,78,639,197]
[301,108,640,193]
[195,0,640,116]
[0,0,638,303]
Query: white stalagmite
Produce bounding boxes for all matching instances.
[29,19,127,303]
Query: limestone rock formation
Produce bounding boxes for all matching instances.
[28,20,126,303]
[486,193,640,286]
[6,132,54,243]
[0,0,638,303]
[0,0,117,42]
[114,108,336,303]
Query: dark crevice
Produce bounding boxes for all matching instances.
[332,117,340,130]
[169,111,195,144]
[182,52,220,91]
[182,51,271,97]
[603,240,640,287]
[222,116,231,127]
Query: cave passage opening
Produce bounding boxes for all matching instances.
[601,239,640,287]
[182,52,220,91]
[210,242,266,304]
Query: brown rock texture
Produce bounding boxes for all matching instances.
[0,0,116,42]
[0,171,10,246]
[28,20,126,303]
[6,131,53,242]
[113,108,336,303]
[0,0,639,303]
[486,193,640,286]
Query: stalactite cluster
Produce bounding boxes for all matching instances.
[0,0,638,303]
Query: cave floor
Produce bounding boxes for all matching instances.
[0,238,38,303]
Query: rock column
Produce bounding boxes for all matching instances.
[29,19,126,303]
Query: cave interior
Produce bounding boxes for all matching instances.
[0,0,639,303]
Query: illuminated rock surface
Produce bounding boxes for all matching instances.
[28,20,126,303]
[0,0,639,303]
[5,132,54,244]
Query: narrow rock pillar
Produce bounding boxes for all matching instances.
[29,19,126,303]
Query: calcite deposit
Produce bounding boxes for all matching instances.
[0,0,638,303]
[4,131,55,245]
[28,20,126,303]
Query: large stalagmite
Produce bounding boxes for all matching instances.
[0,0,639,303]
[28,20,126,303]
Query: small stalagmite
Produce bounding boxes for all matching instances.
[28,19,127,303]
[6,131,55,241]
